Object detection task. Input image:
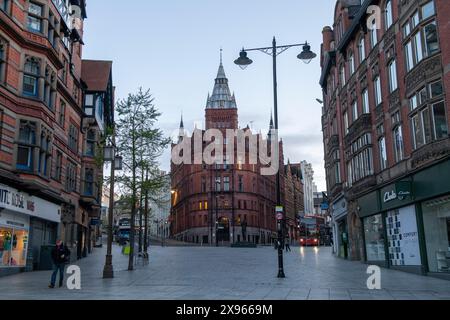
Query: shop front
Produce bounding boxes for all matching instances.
[0,210,29,270]
[358,158,450,278]
[331,196,348,259]
[0,183,61,276]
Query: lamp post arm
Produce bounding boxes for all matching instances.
[243,42,309,57]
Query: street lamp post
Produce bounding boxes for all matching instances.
[235,37,317,278]
[102,132,123,279]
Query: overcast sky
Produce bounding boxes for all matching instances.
[83,0,336,191]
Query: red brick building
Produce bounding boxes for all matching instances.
[170,62,304,245]
[0,0,113,275]
[321,0,450,277]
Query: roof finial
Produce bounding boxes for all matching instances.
[220,47,223,65]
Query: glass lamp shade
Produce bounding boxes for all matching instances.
[234,50,253,70]
[114,155,123,171]
[297,44,317,64]
[103,145,114,161]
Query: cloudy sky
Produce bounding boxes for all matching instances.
[82,0,336,191]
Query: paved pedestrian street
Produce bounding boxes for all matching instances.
[0,244,449,300]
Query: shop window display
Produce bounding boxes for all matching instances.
[0,227,29,267]
[364,214,386,261]
[386,205,421,266]
[422,197,450,273]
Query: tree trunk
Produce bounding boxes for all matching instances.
[138,164,144,253]
[128,126,137,271]
[144,168,149,253]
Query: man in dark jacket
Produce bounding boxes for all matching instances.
[49,240,70,288]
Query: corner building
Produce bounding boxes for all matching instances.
[170,62,301,246]
[0,0,113,276]
[320,0,450,278]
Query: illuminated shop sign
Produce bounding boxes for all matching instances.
[0,184,61,223]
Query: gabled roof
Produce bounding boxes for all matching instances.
[81,60,112,92]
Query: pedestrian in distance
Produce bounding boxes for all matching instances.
[285,236,291,252]
[49,239,70,289]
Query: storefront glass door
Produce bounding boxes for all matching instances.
[363,214,386,262]
[422,197,450,273]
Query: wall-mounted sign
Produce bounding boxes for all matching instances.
[384,190,397,203]
[396,181,412,201]
[382,181,413,204]
[0,183,61,223]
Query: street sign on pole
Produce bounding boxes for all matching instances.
[276,213,284,221]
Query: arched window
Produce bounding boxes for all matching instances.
[370,19,378,48]
[23,57,40,97]
[349,51,355,75]
[385,0,393,30]
[340,64,346,87]
[358,36,366,63]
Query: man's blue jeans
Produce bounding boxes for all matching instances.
[51,264,65,287]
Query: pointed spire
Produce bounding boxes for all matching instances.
[206,51,237,109]
[180,113,184,129]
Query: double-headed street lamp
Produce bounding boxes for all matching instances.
[102,135,123,279]
[235,37,317,278]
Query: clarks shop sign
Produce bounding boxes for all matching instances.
[381,181,413,206]
[0,183,61,222]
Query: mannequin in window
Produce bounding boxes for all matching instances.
[2,232,12,265]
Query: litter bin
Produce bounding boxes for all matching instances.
[39,245,56,271]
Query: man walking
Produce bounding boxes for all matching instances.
[285,236,291,252]
[49,240,70,288]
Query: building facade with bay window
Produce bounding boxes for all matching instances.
[320,0,450,278]
[0,0,114,277]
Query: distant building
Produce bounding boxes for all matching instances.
[300,161,316,216]
[149,171,171,239]
[170,61,280,246]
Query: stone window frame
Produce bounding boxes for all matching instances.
[84,128,96,157]
[384,0,394,31]
[22,55,42,98]
[58,98,66,128]
[357,33,366,64]
[82,166,96,197]
[14,117,52,175]
[53,149,63,182]
[1,0,12,15]
[37,124,53,179]
[401,2,439,74]
[43,64,57,111]
[68,122,79,153]
[348,49,355,77]
[0,38,7,84]
[408,77,447,150]
[65,159,78,193]
[26,1,46,34]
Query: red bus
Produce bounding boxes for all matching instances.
[299,216,326,246]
